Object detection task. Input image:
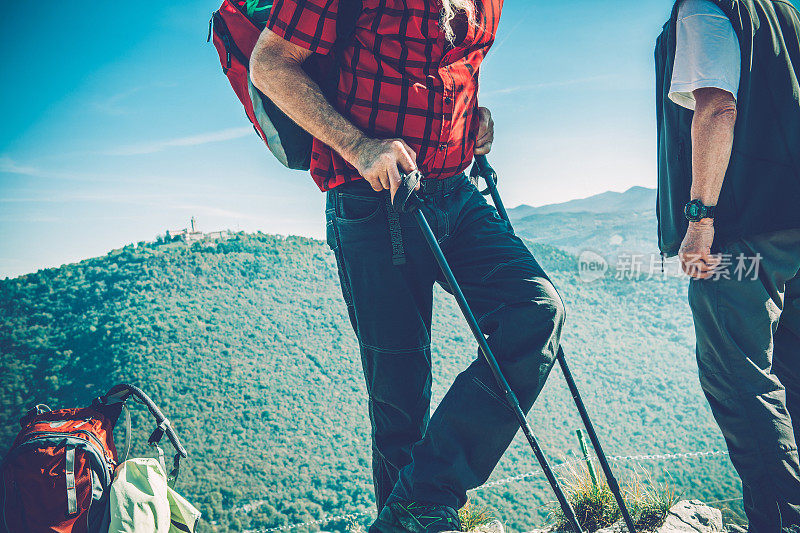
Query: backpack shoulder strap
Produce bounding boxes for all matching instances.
[335,0,362,48]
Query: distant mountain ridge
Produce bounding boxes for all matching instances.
[510,186,656,217]
[509,186,659,261]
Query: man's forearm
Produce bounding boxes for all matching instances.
[690,87,738,206]
[249,30,419,194]
[250,37,366,164]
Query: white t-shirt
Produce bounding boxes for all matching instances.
[669,0,741,110]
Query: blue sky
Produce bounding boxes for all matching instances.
[2,1,675,278]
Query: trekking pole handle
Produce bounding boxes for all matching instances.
[474,154,496,182]
[469,155,497,195]
[473,155,510,223]
[391,169,424,213]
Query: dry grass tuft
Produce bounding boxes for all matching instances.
[459,500,498,532]
[549,464,678,532]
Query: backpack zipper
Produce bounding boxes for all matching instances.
[211,11,250,72]
[20,430,112,469]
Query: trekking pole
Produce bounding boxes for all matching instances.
[472,154,638,533]
[392,170,585,533]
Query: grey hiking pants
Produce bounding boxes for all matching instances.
[689,229,800,532]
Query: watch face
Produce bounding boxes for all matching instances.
[687,204,700,217]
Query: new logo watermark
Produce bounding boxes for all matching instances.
[578,251,608,283]
[575,250,763,282]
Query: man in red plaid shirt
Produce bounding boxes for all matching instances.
[251,2,565,532]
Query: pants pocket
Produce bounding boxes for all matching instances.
[337,193,384,222]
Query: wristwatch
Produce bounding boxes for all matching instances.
[684,199,716,222]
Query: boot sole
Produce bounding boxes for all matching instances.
[369,518,460,533]
[368,517,409,533]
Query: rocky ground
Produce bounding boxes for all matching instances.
[484,500,731,533]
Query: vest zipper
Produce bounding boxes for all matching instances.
[2,476,11,532]
[8,479,26,532]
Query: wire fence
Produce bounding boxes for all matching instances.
[245,449,734,533]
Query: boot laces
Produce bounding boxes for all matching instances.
[398,502,459,530]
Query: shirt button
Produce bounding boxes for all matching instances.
[438,144,447,152]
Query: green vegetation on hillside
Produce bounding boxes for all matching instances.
[0,233,741,532]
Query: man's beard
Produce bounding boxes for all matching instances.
[440,0,478,45]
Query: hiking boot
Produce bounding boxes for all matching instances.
[369,500,461,533]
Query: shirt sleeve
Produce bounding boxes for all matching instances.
[266,0,339,55]
[669,0,741,110]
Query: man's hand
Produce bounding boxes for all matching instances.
[678,220,720,279]
[347,138,418,201]
[474,107,494,155]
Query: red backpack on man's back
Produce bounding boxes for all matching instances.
[209,0,361,169]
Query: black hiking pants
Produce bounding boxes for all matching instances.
[325,172,564,511]
[689,229,800,532]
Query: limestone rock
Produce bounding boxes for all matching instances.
[724,525,747,533]
[524,500,723,533]
[660,500,723,532]
[592,500,722,533]
[472,519,505,533]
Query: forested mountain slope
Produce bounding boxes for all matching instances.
[0,232,739,532]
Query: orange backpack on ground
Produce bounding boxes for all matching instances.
[1,384,187,533]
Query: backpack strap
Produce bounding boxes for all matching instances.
[96,384,187,485]
[97,384,187,457]
[19,404,52,428]
[120,402,132,464]
[316,0,363,100]
[65,444,77,515]
[335,0,362,46]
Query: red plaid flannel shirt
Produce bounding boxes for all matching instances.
[267,0,503,191]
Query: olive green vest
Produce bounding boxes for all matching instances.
[655,0,800,256]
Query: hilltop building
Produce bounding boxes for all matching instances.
[165,217,229,244]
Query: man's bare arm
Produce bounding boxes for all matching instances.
[690,87,737,206]
[679,87,737,278]
[249,29,416,196]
